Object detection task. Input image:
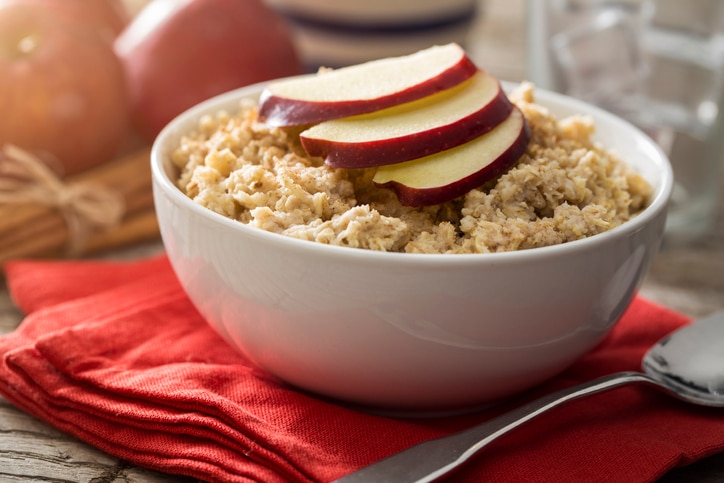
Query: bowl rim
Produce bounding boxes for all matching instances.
[151,77,673,267]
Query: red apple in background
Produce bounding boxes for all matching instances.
[0,0,130,40]
[372,108,530,207]
[0,1,131,176]
[300,70,513,168]
[259,43,478,127]
[115,0,304,142]
[72,0,130,37]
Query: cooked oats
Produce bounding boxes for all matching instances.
[172,83,652,254]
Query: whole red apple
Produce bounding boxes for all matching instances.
[0,0,130,39]
[115,0,304,142]
[0,2,131,176]
[68,0,130,37]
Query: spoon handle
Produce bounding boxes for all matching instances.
[335,371,658,483]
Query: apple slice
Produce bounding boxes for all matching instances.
[299,70,513,168]
[373,107,530,207]
[258,43,478,126]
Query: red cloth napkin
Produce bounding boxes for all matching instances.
[1,255,723,483]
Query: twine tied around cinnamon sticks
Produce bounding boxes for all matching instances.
[0,144,125,255]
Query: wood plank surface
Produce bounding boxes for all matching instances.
[1,0,722,481]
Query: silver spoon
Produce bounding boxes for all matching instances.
[335,310,724,483]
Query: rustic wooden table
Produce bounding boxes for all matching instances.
[1,0,722,481]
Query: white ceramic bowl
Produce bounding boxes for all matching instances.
[151,80,673,412]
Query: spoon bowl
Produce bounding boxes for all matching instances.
[643,310,724,407]
[335,310,724,482]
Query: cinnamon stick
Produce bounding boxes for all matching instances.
[0,146,161,267]
[84,209,160,255]
[0,211,67,252]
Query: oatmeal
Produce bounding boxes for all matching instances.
[172,83,652,254]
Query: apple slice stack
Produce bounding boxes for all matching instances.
[258,43,531,207]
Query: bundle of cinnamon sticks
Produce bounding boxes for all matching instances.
[0,146,160,270]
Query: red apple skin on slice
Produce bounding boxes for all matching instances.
[373,107,531,207]
[299,71,513,169]
[258,43,478,127]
